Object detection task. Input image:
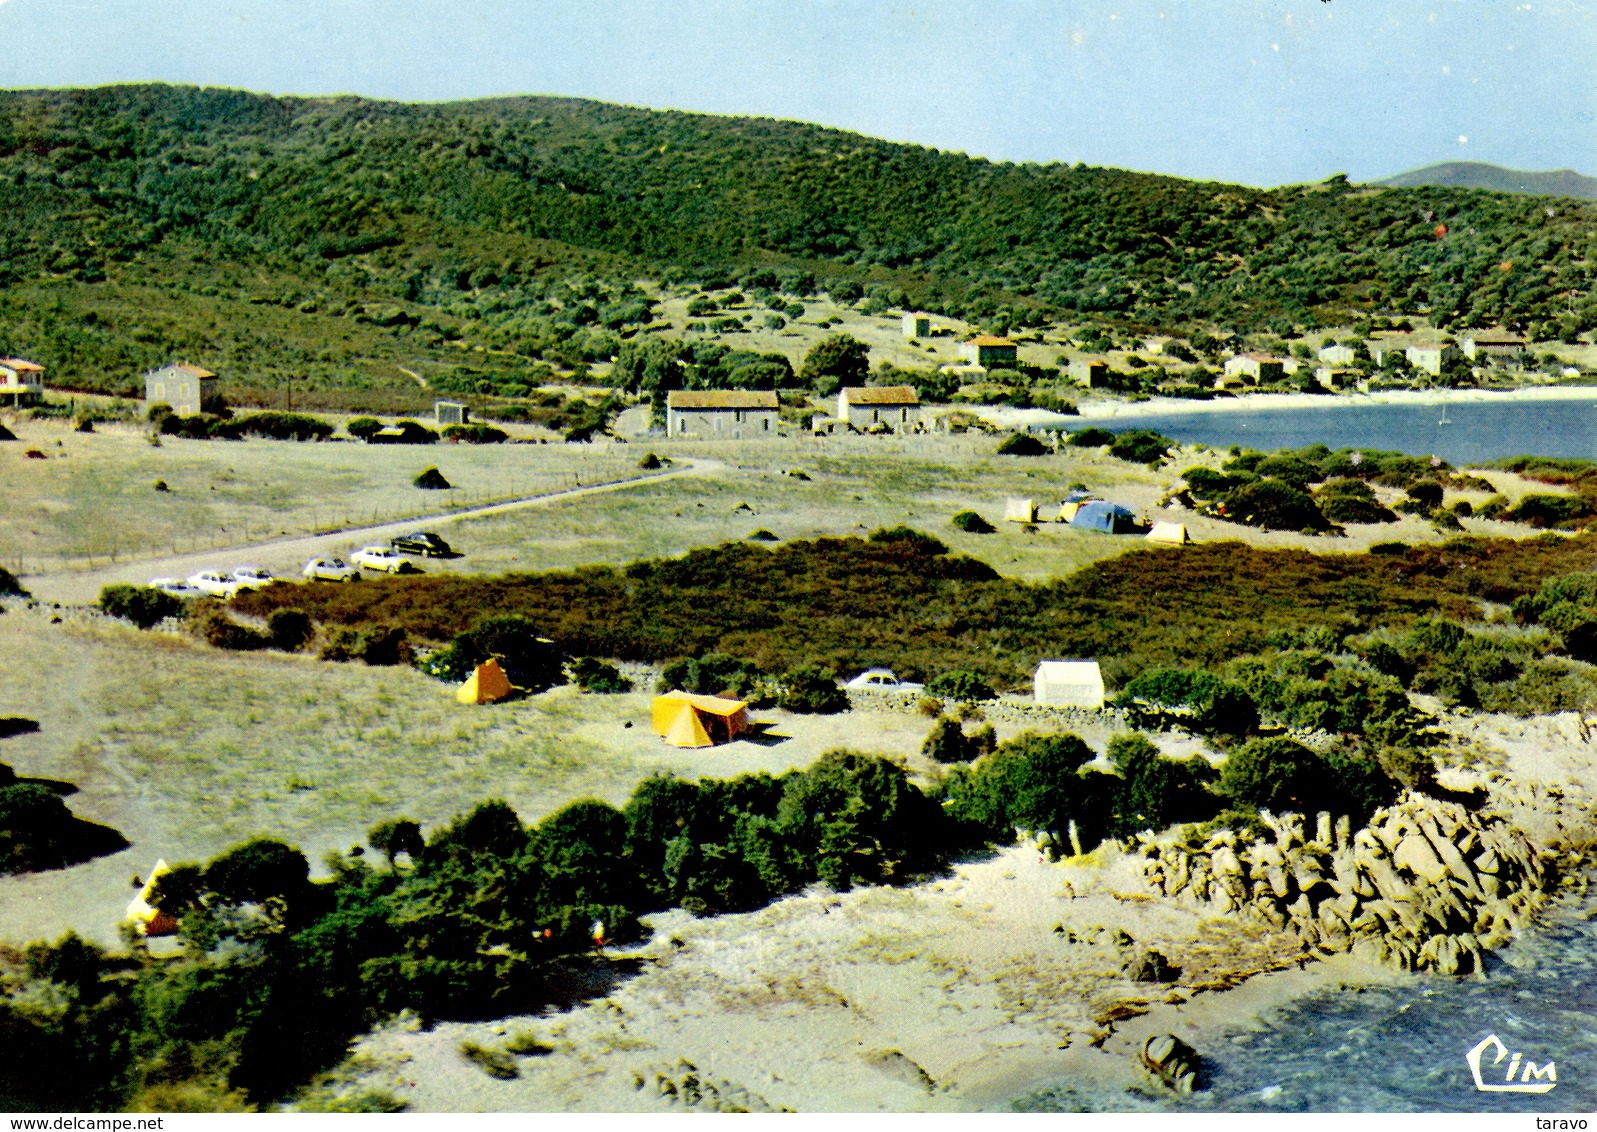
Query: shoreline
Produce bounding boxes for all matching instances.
[973,383,1597,431]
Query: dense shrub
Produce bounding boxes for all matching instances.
[1183,467,1255,500]
[189,607,270,651]
[413,467,452,489]
[266,609,313,652]
[369,421,438,445]
[321,625,411,666]
[99,584,184,628]
[443,424,509,444]
[1221,478,1329,532]
[232,412,335,441]
[423,615,564,689]
[569,657,632,693]
[920,715,995,764]
[658,653,765,698]
[926,670,996,702]
[1067,427,1116,447]
[1107,429,1172,465]
[1315,478,1398,524]
[950,510,995,533]
[346,417,384,441]
[778,665,848,714]
[1105,733,1219,836]
[995,432,1049,456]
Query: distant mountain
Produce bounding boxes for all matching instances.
[1376,162,1597,200]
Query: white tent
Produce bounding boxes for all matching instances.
[1005,497,1038,522]
[1034,660,1105,709]
[1146,521,1190,545]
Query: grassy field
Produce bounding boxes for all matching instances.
[3,408,1567,584]
[0,416,643,571]
[0,606,942,945]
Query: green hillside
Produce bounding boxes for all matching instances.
[1378,161,1597,201]
[0,84,1594,409]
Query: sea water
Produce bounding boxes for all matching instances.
[1012,900,1597,1112]
[1052,394,1597,465]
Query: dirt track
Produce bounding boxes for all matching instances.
[18,457,719,605]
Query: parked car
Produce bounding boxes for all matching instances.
[352,545,408,573]
[844,668,924,692]
[230,565,279,590]
[302,557,361,582]
[148,577,203,599]
[187,570,242,599]
[391,531,454,558]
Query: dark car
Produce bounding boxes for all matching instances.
[391,531,454,558]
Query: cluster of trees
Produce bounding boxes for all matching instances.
[1179,445,1465,533]
[149,407,336,442]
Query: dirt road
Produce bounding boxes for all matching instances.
[19,457,720,605]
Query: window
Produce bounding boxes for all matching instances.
[762,417,769,431]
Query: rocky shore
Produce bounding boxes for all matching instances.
[1138,775,1594,977]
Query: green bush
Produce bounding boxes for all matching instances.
[1067,427,1116,447]
[443,424,509,444]
[0,567,27,597]
[1183,467,1254,501]
[569,657,632,693]
[321,625,411,666]
[1107,429,1172,465]
[99,584,184,628]
[188,607,270,651]
[995,432,1049,456]
[925,670,996,702]
[1315,478,1397,524]
[424,616,563,689]
[413,467,452,489]
[658,653,764,698]
[779,665,847,714]
[950,510,995,533]
[266,609,313,652]
[1220,478,1329,532]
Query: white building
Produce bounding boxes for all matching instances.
[837,385,920,429]
[1033,660,1105,710]
[665,390,780,439]
[0,358,44,407]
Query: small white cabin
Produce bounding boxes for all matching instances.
[1034,660,1105,710]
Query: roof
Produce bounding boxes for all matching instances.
[150,363,217,379]
[1239,353,1283,362]
[970,335,1016,347]
[666,390,779,410]
[0,358,43,372]
[655,690,750,718]
[1035,660,1104,683]
[839,385,920,406]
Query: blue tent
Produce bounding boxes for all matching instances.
[1069,500,1140,533]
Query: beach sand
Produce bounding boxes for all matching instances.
[325,708,1594,1113]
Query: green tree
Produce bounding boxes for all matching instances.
[799,334,870,389]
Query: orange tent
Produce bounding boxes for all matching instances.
[651,691,752,748]
[457,658,515,704]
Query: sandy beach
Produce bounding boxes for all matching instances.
[323,709,1597,1113]
[975,384,1597,431]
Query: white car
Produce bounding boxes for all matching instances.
[352,545,407,573]
[844,668,924,692]
[187,570,243,599]
[148,577,203,599]
[303,557,362,582]
[230,565,279,590]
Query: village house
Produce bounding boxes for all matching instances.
[1222,354,1284,385]
[1316,366,1359,390]
[837,385,920,430]
[0,358,44,407]
[665,389,779,439]
[1069,358,1109,387]
[1405,341,1462,376]
[435,400,468,426]
[1462,332,1528,362]
[1318,344,1356,365]
[958,335,1018,369]
[902,312,931,340]
[144,363,217,415]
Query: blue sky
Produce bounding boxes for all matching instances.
[0,0,1592,187]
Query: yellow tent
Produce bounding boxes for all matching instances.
[457,658,515,704]
[651,691,752,748]
[126,859,180,937]
[1146,521,1191,545]
[1004,497,1038,522]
